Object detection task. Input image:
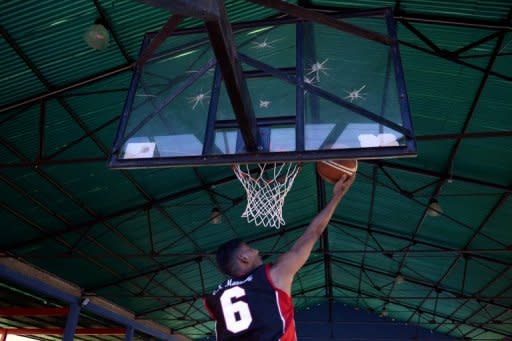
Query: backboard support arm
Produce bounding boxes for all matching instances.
[139,0,260,152]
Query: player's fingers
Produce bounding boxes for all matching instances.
[337,175,348,188]
[334,174,348,194]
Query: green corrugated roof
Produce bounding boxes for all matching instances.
[1,0,512,340]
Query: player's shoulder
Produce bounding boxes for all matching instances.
[209,265,270,293]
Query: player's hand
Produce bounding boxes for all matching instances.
[333,173,356,198]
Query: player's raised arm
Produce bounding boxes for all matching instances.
[269,174,355,294]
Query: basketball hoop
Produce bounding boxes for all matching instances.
[233,162,301,229]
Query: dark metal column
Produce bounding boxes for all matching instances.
[124,326,134,341]
[204,0,260,151]
[62,303,80,341]
[316,172,334,336]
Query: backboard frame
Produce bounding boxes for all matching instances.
[108,8,417,169]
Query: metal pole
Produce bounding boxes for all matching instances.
[295,20,305,152]
[124,326,134,341]
[0,259,184,341]
[63,303,80,341]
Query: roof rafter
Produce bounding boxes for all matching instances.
[403,26,509,326]
[1,170,243,252]
[330,256,510,312]
[2,7,510,116]
[92,0,133,63]
[330,281,508,338]
[0,135,208,322]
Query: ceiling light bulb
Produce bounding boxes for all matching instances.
[427,199,443,217]
[84,19,110,50]
[380,307,388,317]
[211,207,222,225]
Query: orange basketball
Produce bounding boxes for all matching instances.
[316,159,358,184]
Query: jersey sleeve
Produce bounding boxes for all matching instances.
[203,296,216,320]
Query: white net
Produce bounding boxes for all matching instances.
[233,162,300,229]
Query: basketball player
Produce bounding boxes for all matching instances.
[204,174,356,340]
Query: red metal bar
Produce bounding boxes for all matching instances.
[0,307,69,316]
[248,0,390,45]
[6,328,126,335]
[137,15,185,67]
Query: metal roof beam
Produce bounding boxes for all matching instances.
[111,293,512,301]
[0,25,113,159]
[405,193,511,323]
[136,15,185,67]
[248,0,390,45]
[329,282,507,338]
[37,101,45,162]
[87,256,199,292]
[0,62,133,114]
[356,166,379,308]
[364,160,512,193]
[204,1,259,151]
[5,154,508,264]
[46,115,120,160]
[0,158,107,168]
[316,173,334,331]
[0,170,245,252]
[88,222,310,293]
[334,219,510,267]
[27,246,512,263]
[3,22,172,267]
[0,307,69,317]
[349,167,506,250]
[394,11,512,30]
[404,30,509,325]
[192,169,240,238]
[400,20,443,54]
[0,257,188,341]
[4,328,127,336]
[380,177,445,305]
[398,39,511,81]
[0,15,285,115]
[435,227,512,333]
[1,9,510,116]
[452,30,503,56]
[92,0,133,63]
[138,0,220,19]
[330,256,510,311]
[460,303,511,338]
[300,3,512,30]
[443,33,506,183]
[0,139,206,320]
[441,267,512,335]
[264,276,512,333]
[416,130,512,141]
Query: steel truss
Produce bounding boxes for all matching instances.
[0,1,511,340]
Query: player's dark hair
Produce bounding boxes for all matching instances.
[216,238,244,276]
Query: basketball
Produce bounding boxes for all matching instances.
[316,159,358,184]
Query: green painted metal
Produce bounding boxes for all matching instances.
[0,0,511,339]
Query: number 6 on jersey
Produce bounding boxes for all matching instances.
[220,286,253,333]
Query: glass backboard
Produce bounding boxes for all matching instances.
[109,8,416,169]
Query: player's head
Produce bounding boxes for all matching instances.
[216,238,262,277]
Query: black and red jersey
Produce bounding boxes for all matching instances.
[203,264,296,341]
